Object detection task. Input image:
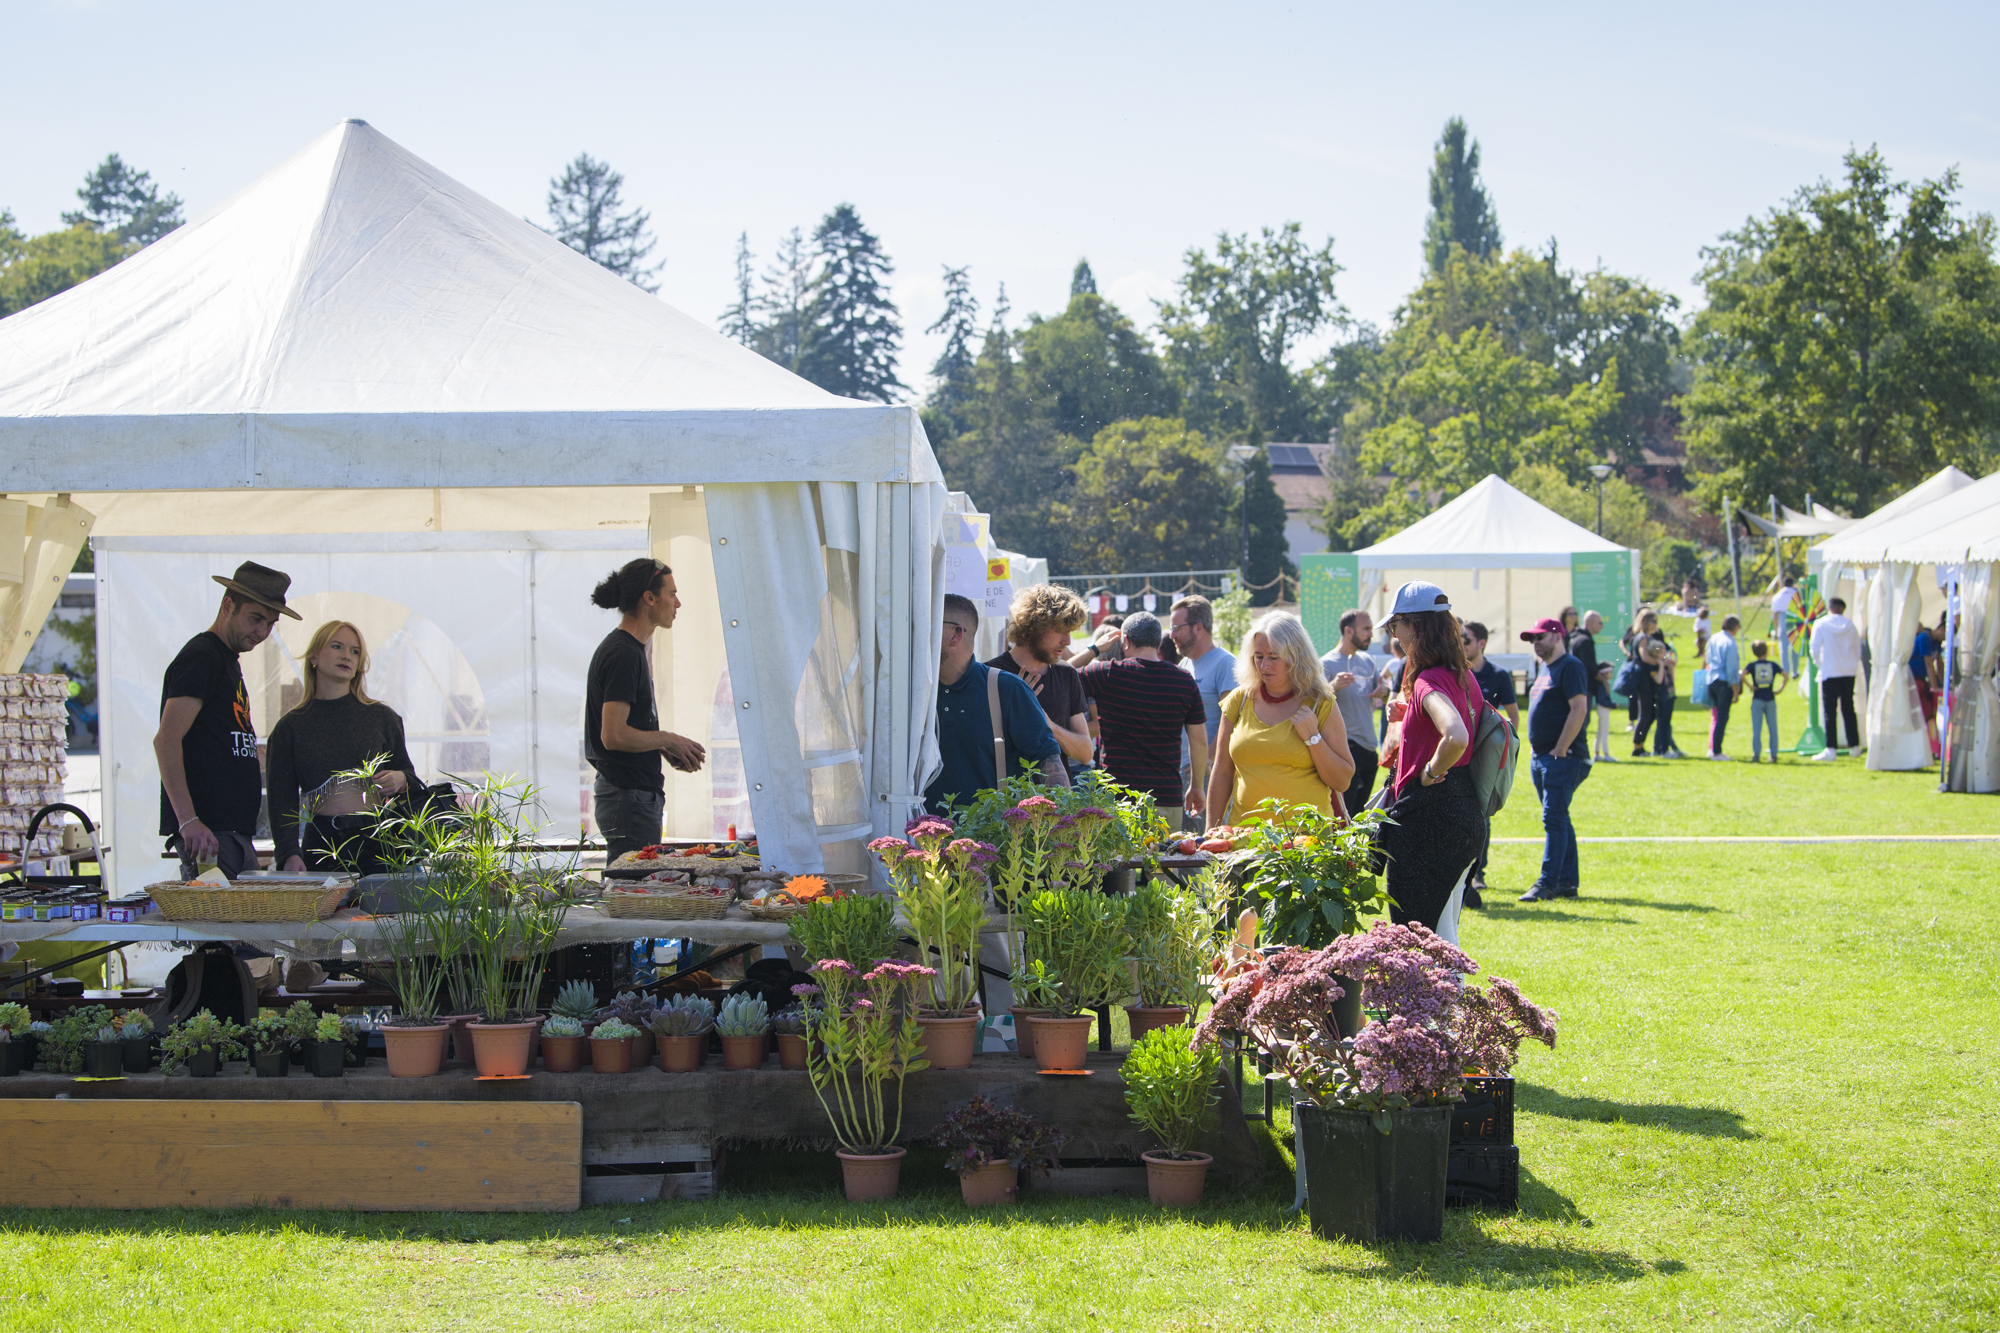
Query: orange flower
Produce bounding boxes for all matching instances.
[786,874,829,902]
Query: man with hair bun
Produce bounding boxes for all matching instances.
[585,558,706,863]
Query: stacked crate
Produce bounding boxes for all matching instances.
[1447,1074,1519,1209]
[0,675,70,863]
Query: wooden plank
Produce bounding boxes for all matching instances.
[582,1130,716,1165]
[0,1100,580,1212]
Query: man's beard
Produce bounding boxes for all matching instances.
[1027,639,1058,666]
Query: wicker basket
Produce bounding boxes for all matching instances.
[739,892,811,923]
[147,878,349,923]
[598,888,734,920]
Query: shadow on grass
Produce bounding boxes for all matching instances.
[1586,896,1725,914]
[1306,1236,1685,1288]
[1521,1085,1756,1139]
[1478,905,1638,926]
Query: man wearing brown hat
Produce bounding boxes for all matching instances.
[153,562,300,879]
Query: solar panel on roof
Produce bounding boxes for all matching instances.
[1265,444,1321,471]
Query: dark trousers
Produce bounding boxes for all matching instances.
[593,778,665,864]
[1822,675,1860,750]
[302,817,396,877]
[1342,740,1379,817]
[1707,681,1735,755]
[1633,677,1676,754]
[1530,752,1588,889]
[1377,767,1485,931]
[177,829,259,881]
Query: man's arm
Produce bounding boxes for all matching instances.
[1184,723,1209,816]
[1555,693,1588,755]
[154,696,218,863]
[1050,711,1095,764]
[601,701,706,772]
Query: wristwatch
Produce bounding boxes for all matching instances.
[1306,733,1324,747]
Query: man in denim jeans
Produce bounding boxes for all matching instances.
[1516,617,1590,903]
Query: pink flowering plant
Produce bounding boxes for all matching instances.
[797,958,935,1154]
[869,817,996,1015]
[1194,922,1556,1133]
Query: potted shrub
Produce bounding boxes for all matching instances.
[249,1013,292,1077]
[787,890,900,972]
[1122,880,1216,1040]
[1123,1027,1223,1206]
[84,1024,125,1078]
[341,1016,371,1067]
[870,818,994,1069]
[0,1002,30,1076]
[715,994,771,1070]
[116,1010,155,1073]
[798,959,933,1201]
[587,1018,640,1073]
[281,1000,320,1067]
[162,1009,246,1077]
[308,1011,347,1078]
[41,1004,113,1074]
[933,1094,1066,1207]
[649,995,715,1072]
[1014,888,1129,1070]
[596,991,660,1068]
[1196,921,1556,1243]
[540,1015,588,1072]
[371,875,454,1078]
[772,1007,809,1070]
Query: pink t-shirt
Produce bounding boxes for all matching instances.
[1391,666,1482,798]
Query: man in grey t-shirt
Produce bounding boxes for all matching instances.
[1320,609,1390,816]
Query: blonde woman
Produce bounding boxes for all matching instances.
[268,621,416,874]
[1205,611,1354,823]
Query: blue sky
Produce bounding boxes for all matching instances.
[8,1,1997,401]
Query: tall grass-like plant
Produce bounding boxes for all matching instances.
[1123,1027,1222,1159]
[870,818,994,1016]
[1018,889,1130,1017]
[798,959,934,1153]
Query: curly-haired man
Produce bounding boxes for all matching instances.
[987,584,1095,774]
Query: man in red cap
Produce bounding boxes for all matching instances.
[1517,616,1590,903]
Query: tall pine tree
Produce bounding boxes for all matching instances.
[1234,446,1295,605]
[751,228,814,372]
[1070,258,1097,297]
[718,232,756,343]
[544,153,662,291]
[1423,118,1502,274]
[796,203,904,402]
[63,154,182,246]
[922,264,980,442]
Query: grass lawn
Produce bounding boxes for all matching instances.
[7,808,1998,1326]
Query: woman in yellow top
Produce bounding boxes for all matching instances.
[1205,610,1354,823]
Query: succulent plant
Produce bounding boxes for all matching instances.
[649,993,715,1038]
[159,1009,247,1072]
[314,1012,344,1043]
[550,980,599,1024]
[542,1015,586,1038]
[599,989,659,1030]
[281,1000,320,1047]
[249,1013,290,1053]
[116,1010,153,1038]
[0,1002,31,1035]
[716,993,771,1038]
[771,1008,808,1037]
[591,1018,641,1040]
[96,1026,120,1044]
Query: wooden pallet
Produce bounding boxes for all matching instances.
[581,1130,723,1204]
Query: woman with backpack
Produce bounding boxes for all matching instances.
[1373,581,1488,932]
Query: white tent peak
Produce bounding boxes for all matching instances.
[1356,474,1627,570]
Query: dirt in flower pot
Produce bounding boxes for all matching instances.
[958,1161,1019,1207]
[1021,1015,1094,1071]
[835,1146,907,1202]
[308,1039,346,1078]
[588,1035,634,1074]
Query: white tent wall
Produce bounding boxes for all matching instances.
[1862,563,1929,770]
[93,531,641,895]
[1946,562,2000,793]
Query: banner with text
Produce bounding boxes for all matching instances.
[1569,550,1635,632]
[1299,553,1360,653]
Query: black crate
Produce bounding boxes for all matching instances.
[1446,1143,1519,1210]
[1452,1075,1515,1144]
[546,943,630,998]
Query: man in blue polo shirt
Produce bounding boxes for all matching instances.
[1517,616,1590,904]
[925,593,1068,815]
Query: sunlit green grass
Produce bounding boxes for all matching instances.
[7,835,1996,1330]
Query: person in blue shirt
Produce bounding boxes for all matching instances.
[924,593,1068,815]
[1517,617,1590,904]
[1911,615,1943,759]
[1704,614,1744,760]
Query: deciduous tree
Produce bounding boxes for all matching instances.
[1050,418,1233,573]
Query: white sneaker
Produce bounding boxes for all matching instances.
[1812,748,1840,762]
[1596,752,1617,763]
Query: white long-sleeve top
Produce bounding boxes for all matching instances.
[1810,613,1864,680]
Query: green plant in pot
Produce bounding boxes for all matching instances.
[872,817,995,1070]
[1123,1027,1222,1206]
[787,891,899,972]
[798,958,933,1202]
[0,1003,30,1076]
[1014,888,1130,1070]
[649,995,715,1073]
[161,1009,247,1077]
[541,983,597,1073]
[362,856,458,1078]
[933,1094,1067,1207]
[771,1006,810,1070]
[83,1024,125,1078]
[280,999,320,1066]
[41,1004,113,1074]
[115,1009,154,1073]
[306,1011,346,1078]
[340,1016,370,1067]
[596,990,660,1067]
[1122,879,1218,1040]
[587,1017,641,1074]
[715,993,770,1071]
[248,1013,291,1078]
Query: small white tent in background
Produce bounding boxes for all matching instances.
[0,119,949,888]
[942,493,1048,662]
[1353,475,1640,668]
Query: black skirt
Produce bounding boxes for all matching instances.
[1376,766,1486,931]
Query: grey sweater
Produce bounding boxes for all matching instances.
[265,694,416,864]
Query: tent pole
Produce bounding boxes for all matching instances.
[890,484,912,833]
[1726,498,1742,605]
[858,483,879,819]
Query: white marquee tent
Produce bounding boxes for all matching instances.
[0,119,950,891]
[1355,475,1641,667]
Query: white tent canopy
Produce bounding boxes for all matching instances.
[0,119,948,889]
[1815,468,1992,568]
[1353,475,1641,660]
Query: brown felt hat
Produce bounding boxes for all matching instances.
[212,561,302,619]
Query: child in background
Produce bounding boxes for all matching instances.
[1746,640,1787,762]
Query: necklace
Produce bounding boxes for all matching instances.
[1259,684,1298,705]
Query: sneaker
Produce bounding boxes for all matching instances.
[1517,883,1552,903]
[1709,753,1734,761]
[1596,751,1617,763]
[1551,885,1579,899]
[1812,748,1840,762]
[1463,885,1485,910]
[1631,747,1647,759]
[1663,748,1686,759]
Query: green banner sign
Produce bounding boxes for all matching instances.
[1299,553,1360,653]
[1569,550,1634,632]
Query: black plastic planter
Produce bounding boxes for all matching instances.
[1296,1103,1450,1243]
[343,1038,367,1068]
[20,1034,40,1069]
[254,1048,290,1078]
[84,1042,125,1078]
[123,1037,153,1073]
[0,1043,23,1077]
[185,1048,221,1078]
[1330,974,1364,1044]
[309,1040,346,1078]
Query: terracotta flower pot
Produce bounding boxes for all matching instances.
[1022,1015,1093,1071]
[720,1034,768,1071]
[443,1013,479,1065]
[589,1035,634,1074]
[1142,1150,1211,1207]
[775,1033,808,1071]
[1125,1005,1190,1043]
[958,1161,1019,1207]
[468,1021,534,1077]
[657,1033,706,1073]
[381,1024,449,1078]
[836,1145,907,1202]
[1009,1007,1052,1060]
[915,1014,980,1069]
[540,1034,586,1073]
[630,1028,655,1068]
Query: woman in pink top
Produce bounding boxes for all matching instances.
[1375,581,1487,930]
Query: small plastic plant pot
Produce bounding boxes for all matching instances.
[253,1048,290,1078]
[1124,1005,1190,1043]
[308,1039,346,1078]
[84,1042,125,1078]
[719,1034,768,1071]
[588,1035,634,1074]
[836,1146,907,1202]
[914,1014,979,1070]
[1021,1015,1093,1071]
[122,1037,153,1073]
[775,1034,808,1071]
[656,1034,706,1072]
[958,1161,1019,1207]
[539,1034,586,1073]
[1141,1150,1211,1208]
[184,1048,220,1078]
[381,1024,449,1078]
[0,1043,24,1077]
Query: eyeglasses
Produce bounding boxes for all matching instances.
[943,622,971,638]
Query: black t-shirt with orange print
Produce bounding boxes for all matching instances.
[159,631,264,837]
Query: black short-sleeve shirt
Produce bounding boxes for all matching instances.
[985,653,1088,732]
[1080,657,1207,803]
[158,631,263,837]
[1471,660,1518,711]
[585,629,663,793]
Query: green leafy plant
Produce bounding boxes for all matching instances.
[1124,879,1220,1011]
[42,1004,112,1073]
[871,818,994,1016]
[649,994,715,1038]
[1018,889,1130,1017]
[1221,801,1391,947]
[716,993,770,1037]
[933,1094,1067,1175]
[591,1018,641,1040]
[248,1013,290,1054]
[542,1014,586,1038]
[549,981,599,1025]
[160,1009,247,1073]
[1123,1027,1222,1158]
[280,1000,320,1049]
[799,959,934,1153]
[314,1011,343,1043]
[0,1002,31,1035]
[788,892,900,971]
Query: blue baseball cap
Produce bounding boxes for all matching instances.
[1384,580,1453,623]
